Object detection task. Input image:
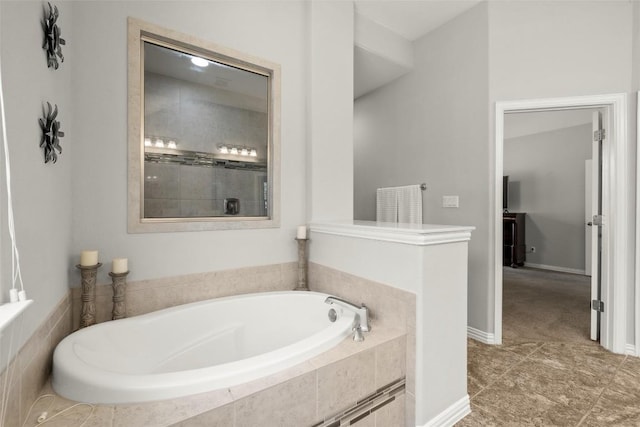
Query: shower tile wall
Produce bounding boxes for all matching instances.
[144,163,267,217]
[144,72,268,218]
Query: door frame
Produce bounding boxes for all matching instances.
[494,93,629,354]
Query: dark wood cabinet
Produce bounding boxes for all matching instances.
[503,212,526,267]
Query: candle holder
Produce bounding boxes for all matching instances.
[109,271,129,320]
[76,263,102,328]
[295,238,309,291]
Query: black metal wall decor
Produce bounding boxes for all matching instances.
[39,102,64,164]
[42,2,65,69]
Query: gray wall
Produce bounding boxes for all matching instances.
[355,2,490,331]
[504,123,592,273]
[71,1,310,286]
[355,0,635,336]
[0,1,73,369]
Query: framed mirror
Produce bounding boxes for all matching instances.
[128,18,280,233]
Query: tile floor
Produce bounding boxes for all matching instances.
[458,268,640,426]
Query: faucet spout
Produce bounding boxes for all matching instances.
[324,296,370,332]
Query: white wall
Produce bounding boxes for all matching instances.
[354,2,490,330]
[71,1,310,285]
[489,0,634,343]
[307,1,354,222]
[504,123,593,273]
[0,1,73,365]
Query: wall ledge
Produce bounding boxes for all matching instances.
[310,220,474,246]
[0,300,33,334]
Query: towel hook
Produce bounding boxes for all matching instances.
[420,183,427,191]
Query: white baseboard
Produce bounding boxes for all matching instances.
[467,326,496,345]
[626,343,637,356]
[419,395,471,427]
[523,262,586,276]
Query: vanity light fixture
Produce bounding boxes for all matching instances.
[230,147,238,155]
[191,56,209,67]
[240,148,249,156]
[144,138,152,147]
[154,138,164,148]
[250,149,257,157]
[219,145,229,154]
[167,140,177,149]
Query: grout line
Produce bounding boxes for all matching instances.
[469,341,546,400]
[575,353,628,427]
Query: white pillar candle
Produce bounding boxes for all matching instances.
[296,225,307,239]
[112,258,128,274]
[80,250,98,266]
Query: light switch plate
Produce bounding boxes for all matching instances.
[442,195,459,208]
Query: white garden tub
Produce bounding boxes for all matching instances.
[52,291,356,404]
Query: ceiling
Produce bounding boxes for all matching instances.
[354,0,483,98]
[354,0,483,42]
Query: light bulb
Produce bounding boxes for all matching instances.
[167,141,177,149]
[155,138,164,148]
[250,149,257,157]
[219,146,229,154]
[144,138,152,147]
[240,148,249,156]
[191,56,209,67]
[230,147,238,155]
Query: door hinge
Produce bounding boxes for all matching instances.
[592,299,604,312]
[594,129,606,142]
[592,215,604,226]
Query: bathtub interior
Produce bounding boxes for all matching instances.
[67,292,349,374]
[52,291,358,403]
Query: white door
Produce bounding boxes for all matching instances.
[585,160,592,275]
[589,111,603,341]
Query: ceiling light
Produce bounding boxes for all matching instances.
[191,56,209,67]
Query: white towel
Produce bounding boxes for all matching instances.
[376,185,423,224]
[376,187,398,223]
[397,185,423,224]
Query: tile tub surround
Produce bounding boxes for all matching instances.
[309,262,416,426]
[25,326,406,427]
[0,294,72,427]
[309,220,474,427]
[70,262,297,328]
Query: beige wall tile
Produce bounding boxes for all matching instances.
[234,371,317,427]
[405,392,416,427]
[375,335,406,388]
[113,389,232,427]
[174,403,234,427]
[375,393,405,427]
[317,347,376,417]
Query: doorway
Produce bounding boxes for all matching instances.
[493,93,630,355]
[502,108,599,344]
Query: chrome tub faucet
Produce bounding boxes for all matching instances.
[324,296,370,337]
